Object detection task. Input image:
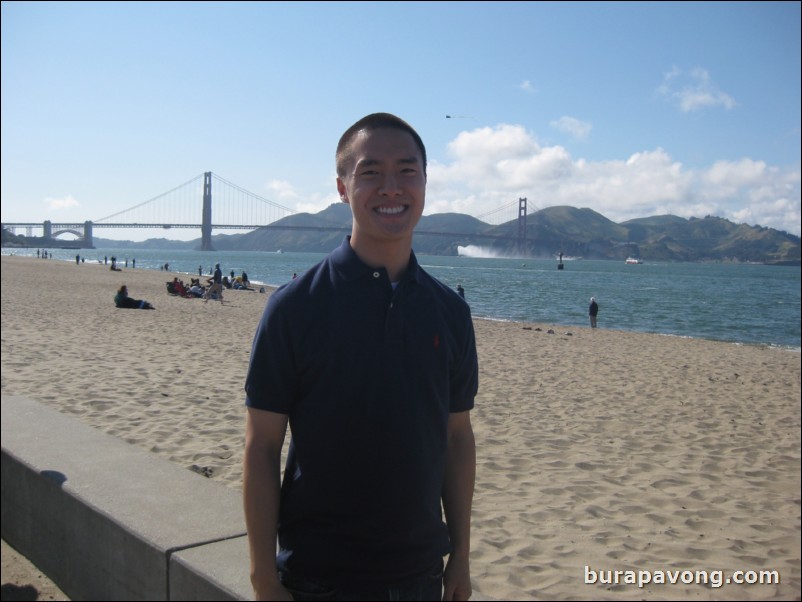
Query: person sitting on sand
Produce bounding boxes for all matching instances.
[114,285,155,310]
[231,276,246,290]
[233,276,254,291]
[172,278,191,298]
[188,283,205,298]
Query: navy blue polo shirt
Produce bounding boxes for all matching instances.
[245,237,478,590]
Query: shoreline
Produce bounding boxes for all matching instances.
[2,254,800,600]
[4,250,799,351]
[473,314,802,353]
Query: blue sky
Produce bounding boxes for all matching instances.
[2,1,800,242]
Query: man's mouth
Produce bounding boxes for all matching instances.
[375,205,406,215]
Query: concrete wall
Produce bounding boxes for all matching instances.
[1,395,253,601]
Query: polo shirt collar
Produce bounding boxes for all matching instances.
[332,237,424,285]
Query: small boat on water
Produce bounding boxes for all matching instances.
[625,257,643,264]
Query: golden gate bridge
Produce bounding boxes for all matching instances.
[2,172,531,251]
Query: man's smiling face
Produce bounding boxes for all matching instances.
[337,127,426,248]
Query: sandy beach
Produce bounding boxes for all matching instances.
[1,254,800,600]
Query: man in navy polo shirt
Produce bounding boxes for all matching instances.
[243,113,478,601]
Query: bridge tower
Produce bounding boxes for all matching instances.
[201,171,213,251]
[43,220,52,239]
[83,221,93,248]
[517,197,527,256]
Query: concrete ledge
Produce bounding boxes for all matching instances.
[1,395,252,601]
[171,536,252,600]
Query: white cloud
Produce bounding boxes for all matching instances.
[550,116,592,140]
[426,124,801,236]
[45,195,80,211]
[518,80,535,94]
[274,172,344,216]
[294,191,342,216]
[264,179,300,200]
[657,66,737,112]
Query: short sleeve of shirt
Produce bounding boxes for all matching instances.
[448,298,479,413]
[244,289,298,414]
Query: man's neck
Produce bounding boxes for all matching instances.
[349,235,412,283]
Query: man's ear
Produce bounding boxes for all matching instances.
[336,177,349,204]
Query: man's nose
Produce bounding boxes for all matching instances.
[379,174,402,195]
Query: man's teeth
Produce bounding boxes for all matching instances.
[376,206,405,215]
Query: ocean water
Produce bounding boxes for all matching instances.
[5,246,800,350]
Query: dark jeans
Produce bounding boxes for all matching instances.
[280,561,444,601]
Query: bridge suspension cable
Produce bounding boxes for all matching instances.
[93,173,205,223]
[472,198,540,225]
[90,172,298,229]
[473,199,520,224]
[210,173,296,216]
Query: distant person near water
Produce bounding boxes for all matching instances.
[457,283,465,299]
[589,297,599,328]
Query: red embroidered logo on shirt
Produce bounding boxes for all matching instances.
[433,334,440,349]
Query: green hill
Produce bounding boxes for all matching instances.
[9,204,798,264]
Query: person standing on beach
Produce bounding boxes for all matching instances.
[589,296,599,328]
[243,113,478,601]
[204,263,224,302]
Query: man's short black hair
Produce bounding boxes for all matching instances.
[336,113,427,177]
